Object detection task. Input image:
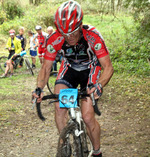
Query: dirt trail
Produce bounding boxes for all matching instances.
[0,74,149,157]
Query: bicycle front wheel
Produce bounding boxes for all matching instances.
[80,121,93,157]
[56,122,83,157]
[24,59,34,76]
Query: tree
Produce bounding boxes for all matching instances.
[29,0,33,4]
[124,0,150,38]
[35,0,41,5]
[111,0,115,14]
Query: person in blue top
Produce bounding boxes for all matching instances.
[16,27,27,67]
[28,30,38,68]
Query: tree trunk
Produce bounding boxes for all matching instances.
[29,0,33,4]
[117,0,122,11]
[35,0,41,5]
[0,0,4,8]
[111,0,115,14]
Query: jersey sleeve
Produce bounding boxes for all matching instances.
[44,31,64,61]
[93,37,109,59]
[83,25,109,59]
[44,44,57,61]
[34,33,38,38]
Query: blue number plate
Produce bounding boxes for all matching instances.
[59,88,78,108]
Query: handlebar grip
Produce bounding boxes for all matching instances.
[36,90,46,121]
[93,99,101,116]
[88,84,101,116]
[90,93,101,116]
[36,102,45,121]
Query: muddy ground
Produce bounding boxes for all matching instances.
[0,70,149,157]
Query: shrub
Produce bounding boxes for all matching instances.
[2,0,24,20]
[0,9,7,24]
[0,2,57,34]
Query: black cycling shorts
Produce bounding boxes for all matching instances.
[8,50,15,59]
[55,66,90,91]
[55,60,101,91]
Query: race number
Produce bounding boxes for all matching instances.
[59,88,78,108]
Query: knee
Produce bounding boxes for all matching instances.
[6,60,9,64]
[55,103,65,117]
[7,61,11,66]
[82,113,95,126]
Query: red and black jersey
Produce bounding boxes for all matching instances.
[45,25,109,71]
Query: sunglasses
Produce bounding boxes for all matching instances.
[62,27,80,37]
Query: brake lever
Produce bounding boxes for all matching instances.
[91,93,95,106]
[31,98,37,110]
[36,89,46,121]
[88,84,101,116]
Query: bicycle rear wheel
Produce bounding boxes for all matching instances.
[24,58,34,76]
[0,56,7,72]
[56,122,83,157]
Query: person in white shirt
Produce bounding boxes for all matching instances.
[28,31,37,68]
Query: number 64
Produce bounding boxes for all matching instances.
[61,95,75,104]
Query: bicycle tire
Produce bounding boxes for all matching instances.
[56,122,83,157]
[80,121,93,157]
[24,59,34,76]
[0,56,7,72]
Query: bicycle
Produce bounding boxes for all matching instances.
[35,86,101,157]
[0,50,34,76]
[0,56,7,72]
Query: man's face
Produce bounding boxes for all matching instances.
[36,29,42,35]
[28,33,32,37]
[62,27,81,46]
[47,29,53,35]
[19,29,24,35]
[10,35,15,39]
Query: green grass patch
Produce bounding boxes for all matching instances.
[84,14,150,76]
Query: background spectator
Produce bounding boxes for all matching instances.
[16,27,26,67]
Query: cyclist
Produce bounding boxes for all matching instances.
[33,1,114,156]
[1,29,22,77]
[28,30,37,68]
[33,25,48,64]
[16,27,27,67]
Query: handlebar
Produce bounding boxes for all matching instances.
[36,91,101,121]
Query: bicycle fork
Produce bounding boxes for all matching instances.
[69,108,93,157]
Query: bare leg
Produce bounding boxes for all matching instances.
[5,61,10,75]
[81,97,101,150]
[39,57,43,64]
[10,61,14,73]
[54,84,68,133]
[32,57,36,65]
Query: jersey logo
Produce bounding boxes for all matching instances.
[66,48,73,54]
[47,44,55,53]
[94,43,102,51]
[52,36,64,46]
[86,34,96,46]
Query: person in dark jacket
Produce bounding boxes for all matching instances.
[16,27,27,67]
